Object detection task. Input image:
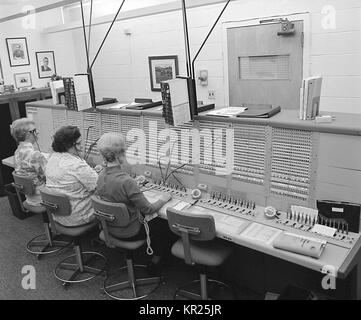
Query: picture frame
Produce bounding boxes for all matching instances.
[14,72,32,89]
[148,55,179,92]
[0,58,3,80]
[6,37,30,67]
[36,51,56,79]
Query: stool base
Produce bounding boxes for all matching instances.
[26,233,71,259]
[175,276,235,300]
[54,250,107,289]
[104,262,161,300]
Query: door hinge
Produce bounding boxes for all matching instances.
[301,32,304,48]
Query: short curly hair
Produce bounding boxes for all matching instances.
[97,132,126,163]
[52,126,81,153]
[10,118,35,143]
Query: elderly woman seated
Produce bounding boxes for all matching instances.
[96,132,173,272]
[10,118,47,206]
[45,126,98,226]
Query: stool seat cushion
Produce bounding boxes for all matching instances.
[99,231,145,251]
[55,220,98,237]
[171,239,232,267]
[23,201,46,214]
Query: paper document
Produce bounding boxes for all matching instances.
[241,223,282,245]
[143,190,164,204]
[311,224,336,237]
[207,107,247,117]
[173,201,191,211]
[217,215,249,235]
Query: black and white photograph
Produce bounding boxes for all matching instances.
[148,55,179,91]
[6,37,30,67]
[36,51,56,78]
[1,0,361,306]
[13,72,32,89]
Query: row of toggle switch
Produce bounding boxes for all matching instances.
[201,196,256,217]
[286,211,317,226]
[209,191,256,210]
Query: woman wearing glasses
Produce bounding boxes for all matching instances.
[10,118,47,206]
[45,126,98,226]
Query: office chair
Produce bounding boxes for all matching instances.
[91,195,161,300]
[12,172,70,258]
[167,207,235,300]
[40,188,106,289]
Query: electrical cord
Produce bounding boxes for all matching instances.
[84,137,99,161]
[84,125,94,158]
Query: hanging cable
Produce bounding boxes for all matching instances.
[140,219,153,256]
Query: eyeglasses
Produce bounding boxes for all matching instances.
[28,129,38,135]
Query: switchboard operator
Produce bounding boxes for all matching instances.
[96,132,174,273]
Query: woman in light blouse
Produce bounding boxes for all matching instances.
[45,126,98,226]
[10,118,47,206]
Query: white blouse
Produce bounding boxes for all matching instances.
[45,152,98,226]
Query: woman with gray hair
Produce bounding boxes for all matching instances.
[10,118,47,205]
[96,132,173,273]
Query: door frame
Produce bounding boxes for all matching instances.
[221,12,311,106]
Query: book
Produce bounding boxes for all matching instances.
[300,76,322,120]
[273,232,326,259]
[207,107,247,117]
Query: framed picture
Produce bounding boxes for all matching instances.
[36,51,56,79]
[6,37,30,67]
[14,72,32,89]
[148,55,179,91]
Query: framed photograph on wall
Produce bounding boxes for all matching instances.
[0,58,3,80]
[14,72,32,89]
[36,51,56,78]
[148,55,179,92]
[6,37,30,67]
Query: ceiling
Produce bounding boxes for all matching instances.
[0,0,177,20]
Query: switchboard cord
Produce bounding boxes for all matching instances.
[141,218,153,256]
[164,133,224,181]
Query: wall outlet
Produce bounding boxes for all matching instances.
[208,90,216,100]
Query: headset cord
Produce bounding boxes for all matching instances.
[140,218,154,256]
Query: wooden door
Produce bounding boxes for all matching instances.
[227,21,304,109]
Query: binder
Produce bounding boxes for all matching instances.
[299,76,322,120]
[236,104,281,118]
[126,100,162,110]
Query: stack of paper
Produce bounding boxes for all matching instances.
[207,107,247,117]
